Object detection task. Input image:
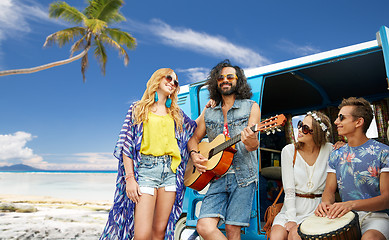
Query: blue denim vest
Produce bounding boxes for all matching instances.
[204,99,258,187]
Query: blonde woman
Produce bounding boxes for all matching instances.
[270,111,333,240]
[100,68,197,240]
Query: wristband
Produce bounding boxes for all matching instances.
[189,150,200,155]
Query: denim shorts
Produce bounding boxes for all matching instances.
[198,174,255,227]
[137,154,176,195]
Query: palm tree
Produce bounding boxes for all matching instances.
[0,0,136,81]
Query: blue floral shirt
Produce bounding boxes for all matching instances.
[100,104,196,240]
[328,139,389,215]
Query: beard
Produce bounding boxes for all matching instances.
[218,82,237,96]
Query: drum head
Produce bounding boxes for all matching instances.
[299,211,355,235]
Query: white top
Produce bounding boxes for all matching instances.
[273,143,333,226]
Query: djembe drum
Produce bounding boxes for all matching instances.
[298,211,361,240]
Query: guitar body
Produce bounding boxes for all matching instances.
[184,134,236,191]
[184,114,286,191]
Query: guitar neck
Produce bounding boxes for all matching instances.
[212,125,257,156]
[207,114,286,159]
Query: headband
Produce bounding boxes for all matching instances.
[307,111,330,137]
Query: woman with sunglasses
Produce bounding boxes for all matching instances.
[270,111,333,240]
[100,68,197,240]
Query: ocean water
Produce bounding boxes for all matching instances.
[0,172,117,202]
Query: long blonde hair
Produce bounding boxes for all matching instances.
[132,68,183,131]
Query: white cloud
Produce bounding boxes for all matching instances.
[0,0,63,69]
[39,152,117,170]
[124,18,271,68]
[0,132,116,170]
[72,152,116,170]
[151,19,271,68]
[176,67,210,84]
[0,131,46,167]
[0,0,51,38]
[277,39,321,56]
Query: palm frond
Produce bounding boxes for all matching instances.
[84,0,125,24]
[104,28,136,50]
[93,38,108,75]
[70,36,87,57]
[85,19,107,35]
[44,27,86,48]
[49,1,87,25]
[99,33,129,66]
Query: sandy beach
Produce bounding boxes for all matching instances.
[0,194,111,239]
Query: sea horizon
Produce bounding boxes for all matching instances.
[0,170,117,173]
[0,163,117,174]
[0,171,117,202]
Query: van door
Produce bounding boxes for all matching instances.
[377,25,389,89]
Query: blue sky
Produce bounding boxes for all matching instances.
[0,0,388,170]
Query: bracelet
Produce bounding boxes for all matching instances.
[125,174,135,181]
[189,150,200,155]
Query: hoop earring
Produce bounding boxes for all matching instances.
[165,97,172,108]
[154,92,158,102]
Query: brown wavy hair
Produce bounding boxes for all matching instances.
[295,111,331,150]
[207,59,253,106]
[132,68,183,131]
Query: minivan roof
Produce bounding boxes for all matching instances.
[254,40,389,116]
[181,38,389,117]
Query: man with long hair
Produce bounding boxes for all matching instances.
[187,59,260,240]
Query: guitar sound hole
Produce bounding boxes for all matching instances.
[192,166,196,173]
[208,149,214,159]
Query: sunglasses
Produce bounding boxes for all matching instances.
[217,74,237,82]
[337,114,353,122]
[297,120,313,135]
[166,75,179,87]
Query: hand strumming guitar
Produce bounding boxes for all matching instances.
[190,151,208,173]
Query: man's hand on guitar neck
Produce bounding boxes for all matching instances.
[241,124,259,152]
[190,151,208,173]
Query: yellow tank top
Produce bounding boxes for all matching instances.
[140,112,181,173]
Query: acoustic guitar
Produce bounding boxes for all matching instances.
[184,114,287,191]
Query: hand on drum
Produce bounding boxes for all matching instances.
[326,202,353,219]
[315,202,330,217]
[315,201,353,219]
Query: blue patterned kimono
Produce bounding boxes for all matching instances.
[100,104,196,239]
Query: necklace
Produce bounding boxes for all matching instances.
[299,147,319,189]
[305,162,316,189]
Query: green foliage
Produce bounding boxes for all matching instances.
[46,0,136,81]
[84,0,126,24]
[49,1,86,24]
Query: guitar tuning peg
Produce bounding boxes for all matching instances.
[266,131,271,135]
[276,128,281,132]
[272,129,275,134]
